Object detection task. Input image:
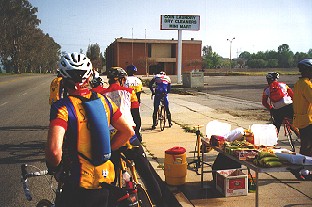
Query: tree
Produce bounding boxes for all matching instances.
[239,51,251,60]
[0,0,60,73]
[277,44,294,67]
[202,45,222,68]
[86,43,102,71]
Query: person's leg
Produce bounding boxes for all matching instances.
[299,124,312,157]
[152,95,161,129]
[163,95,172,127]
[272,108,283,132]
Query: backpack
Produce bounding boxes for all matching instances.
[269,81,285,102]
[67,92,113,166]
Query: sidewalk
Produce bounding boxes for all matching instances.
[138,87,312,207]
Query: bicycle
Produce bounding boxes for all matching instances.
[21,163,60,207]
[271,115,300,152]
[115,146,154,207]
[151,94,166,131]
[22,157,154,207]
[281,117,300,152]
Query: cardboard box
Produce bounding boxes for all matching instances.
[232,149,258,160]
[216,169,248,197]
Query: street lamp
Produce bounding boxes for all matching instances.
[227,37,235,73]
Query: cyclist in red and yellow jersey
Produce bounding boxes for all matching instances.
[49,70,67,105]
[293,59,312,157]
[45,53,134,207]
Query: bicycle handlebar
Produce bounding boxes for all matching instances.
[21,164,32,201]
[21,164,49,201]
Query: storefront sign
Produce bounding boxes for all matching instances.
[160,15,200,30]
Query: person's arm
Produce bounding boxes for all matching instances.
[149,78,155,94]
[110,115,134,151]
[45,125,65,169]
[286,85,294,99]
[261,89,271,110]
[167,83,171,93]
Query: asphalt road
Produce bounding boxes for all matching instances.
[0,73,300,206]
[0,74,53,207]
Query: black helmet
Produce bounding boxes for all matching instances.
[298,59,312,73]
[107,67,128,81]
[266,72,279,82]
[126,65,137,76]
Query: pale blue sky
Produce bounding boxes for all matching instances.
[29,0,312,58]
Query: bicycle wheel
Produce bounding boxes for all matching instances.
[159,105,166,131]
[285,124,295,152]
[36,199,54,207]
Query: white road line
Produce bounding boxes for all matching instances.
[0,102,8,106]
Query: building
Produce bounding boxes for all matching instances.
[106,38,202,75]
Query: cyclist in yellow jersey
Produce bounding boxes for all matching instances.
[125,65,143,103]
[124,64,143,141]
[45,53,134,207]
[293,59,312,157]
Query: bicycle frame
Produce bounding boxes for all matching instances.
[158,96,166,131]
[282,117,300,153]
[117,151,154,207]
[270,115,300,152]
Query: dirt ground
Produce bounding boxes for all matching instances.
[170,74,299,123]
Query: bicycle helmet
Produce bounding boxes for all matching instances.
[159,71,166,75]
[58,52,93,84]
[266,72,279,82]
[298,59,312,73]
[107,67,128,81]
[126,65,137,76]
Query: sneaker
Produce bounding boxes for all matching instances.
[169,123,173,127]
[287,167,305,181]
[151,125,156,130]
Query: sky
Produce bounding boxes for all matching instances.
[29,0,312,58]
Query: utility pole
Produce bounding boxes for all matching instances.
[227,37,235,73]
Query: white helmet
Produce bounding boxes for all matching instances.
[59,52,93,84]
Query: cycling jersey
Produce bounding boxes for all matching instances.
[100,83,140,143]
[50,92,122,189]
[262,81,293,109]
[124,76,143,93]
[293,77,312,129]
[149,74,171,94]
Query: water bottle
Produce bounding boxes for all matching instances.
[122,171,131,188]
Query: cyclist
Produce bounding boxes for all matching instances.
[101,67,164,206]
[124,64,143,141]
[293,59,312,157]
[125,64,143,103]
[90,70,106,93]
[45,53,134,207]
[149,71,172,129]
[262,72,294,133]
[49,70,67,105]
